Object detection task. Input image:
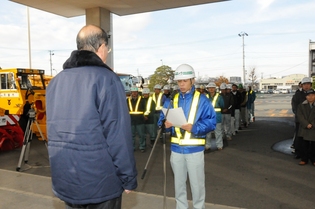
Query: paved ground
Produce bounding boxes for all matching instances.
[1,94,315,209]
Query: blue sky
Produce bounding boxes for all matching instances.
[1,0,315,81]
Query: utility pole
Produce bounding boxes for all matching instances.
[238,32,248,85]
[49,50,54,76]
[27,7,32,69]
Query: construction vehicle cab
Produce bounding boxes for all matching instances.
[0,68,47,151]
[117,73,144,96]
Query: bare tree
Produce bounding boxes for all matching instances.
[247,67,258,89]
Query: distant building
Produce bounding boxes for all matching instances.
[309,40,315,77]
[230,76,242,84]
[259,74,306,91]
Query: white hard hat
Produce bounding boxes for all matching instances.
[195,84,200,89]
[226,84,232,89]
[163,85,170,90]
[173,85,179,90]
[206,82,216,88]
[142,88,150,94]
[220,83,227,89]
[200,85,205,89]
[174,64,195,81]
[301,77,312,84]
[131,86,138,92]
[154,84,162,89]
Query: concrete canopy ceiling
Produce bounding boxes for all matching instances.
[11,0,227,17]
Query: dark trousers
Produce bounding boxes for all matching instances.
[131,123,145,150]
[293,122,303,156]
[65,196,122,209]
[301,140,315,163]
[144,123,155,141]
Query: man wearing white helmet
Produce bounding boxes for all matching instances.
[158,64,216,209]
[142,88,156,147]
[220,83,234,140]
[291,77,313,159]
[195,84,201,92]
[172,85,179,94]
[199,84,208,95]
[162,85,171,99]
[127,86,146,152]
[152,84,164,140]
[205,82,224,151]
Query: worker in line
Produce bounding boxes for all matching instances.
[142,87,156,147]
[220,83,234,141]
[231,84,242,134]
[199,84,208,96]
[162,85,171,100]
[128,86,146,152]
[205,82,225,151]
[239,84,248,128]
[226,84,235,135]
[152,84,164,140]
[247,85,256,122]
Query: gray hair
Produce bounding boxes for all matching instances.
[76,26,108,53]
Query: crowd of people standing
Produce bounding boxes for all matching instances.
[128,80,257,153]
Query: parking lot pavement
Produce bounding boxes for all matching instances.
[1,115,315,209]
[0,168,243,209]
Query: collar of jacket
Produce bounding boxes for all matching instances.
[63,50,112,71]
[179,86,195,99]
[302,100,315,105]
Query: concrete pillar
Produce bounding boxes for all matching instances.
[85,7,114,69]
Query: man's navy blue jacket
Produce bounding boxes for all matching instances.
[46,50,137,205]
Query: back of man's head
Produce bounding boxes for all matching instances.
[76,25,108,53]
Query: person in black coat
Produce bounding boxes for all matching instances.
[231,84,242,133]
[291,77,312,159]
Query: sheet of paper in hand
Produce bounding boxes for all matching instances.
[162,107,187,127]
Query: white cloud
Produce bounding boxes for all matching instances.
[256,0,275,10]
[113,13,151,44]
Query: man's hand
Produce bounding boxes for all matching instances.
[307,124,313,129]
[125,189,132,194]
[181,123,192,133]
[164,120,173,128]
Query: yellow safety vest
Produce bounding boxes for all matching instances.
[152,93,163,111]
[144,97,152,116]
[211,93,221,112]
[171,91,205,146]
[128,96,144,114]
